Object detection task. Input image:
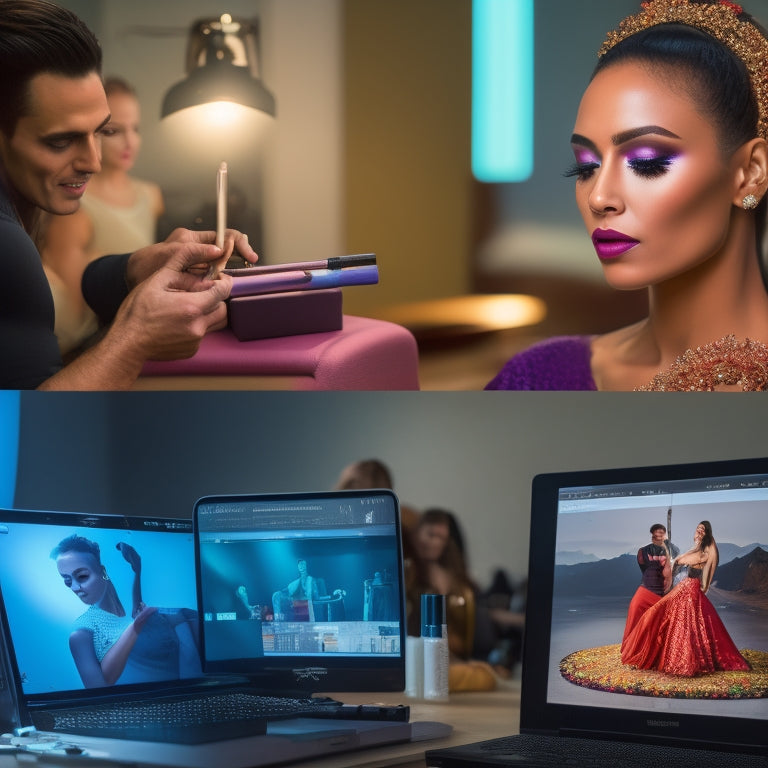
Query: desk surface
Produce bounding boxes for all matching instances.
[0,683,519,768]
[305,683,520,768]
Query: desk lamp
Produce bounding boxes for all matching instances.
[161,13,276,120]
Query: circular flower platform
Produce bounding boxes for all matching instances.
[560,644,768,699]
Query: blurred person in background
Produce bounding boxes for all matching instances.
[42,77,164,358]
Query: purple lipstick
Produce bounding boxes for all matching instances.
[591,229,639,260]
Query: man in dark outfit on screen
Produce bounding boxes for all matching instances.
[621,523,679,649]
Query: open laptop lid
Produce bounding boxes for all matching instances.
[524,456,768,754]
[194,489,405,694]
[0,509,203,725]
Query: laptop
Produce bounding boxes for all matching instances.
[426,456,768,767]
[0,490,413,766]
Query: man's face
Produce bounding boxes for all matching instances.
[0,72,109,215]
[651,527,666,545]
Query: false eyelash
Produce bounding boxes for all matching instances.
[628,156,675,178]
[563,161,599,181]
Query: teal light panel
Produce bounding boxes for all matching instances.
[0,391,20,507]
[472,0,534,182]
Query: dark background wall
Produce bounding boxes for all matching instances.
[15,393,768,587]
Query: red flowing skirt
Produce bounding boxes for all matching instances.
[621,586,660,650]
[621,578,750,676]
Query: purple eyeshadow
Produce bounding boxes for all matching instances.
[625,147,679,162]
[574,149,599,164]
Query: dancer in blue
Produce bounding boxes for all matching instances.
[53,535,201,688]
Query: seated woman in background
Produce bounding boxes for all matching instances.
[405,508,496,690]
[334,458,420,556]
[487,0,768,391]
[42,76,164,357]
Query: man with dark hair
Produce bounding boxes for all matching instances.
[620,523,679,650]
[0,0,256,388]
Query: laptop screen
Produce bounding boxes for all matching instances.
[0,510,202,704]
[525,457,768,752]
[194,490,406,693]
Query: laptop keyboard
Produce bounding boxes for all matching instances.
[428,734,768,767]
[33,692,346,734]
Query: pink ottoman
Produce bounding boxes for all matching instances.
[135,315,420,390]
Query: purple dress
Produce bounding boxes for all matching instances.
[485,336,597,391]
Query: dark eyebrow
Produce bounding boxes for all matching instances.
[42,114,111,143]
[571,125,681,151]
[570,134,598,153]
[612,125,681,144]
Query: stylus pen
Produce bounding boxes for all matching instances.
[229,264,379,298]
[207,161,228,279]
[224,253,376,277]
[216,161,227,250]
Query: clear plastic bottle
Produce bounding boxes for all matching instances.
[421,593,449,702]
[405,635,423,698]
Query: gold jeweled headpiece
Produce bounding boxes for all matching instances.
[599,0,768,141]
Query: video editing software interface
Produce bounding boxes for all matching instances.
[0,512,200,698]
[546,467,768,721]
[196,492,403,663]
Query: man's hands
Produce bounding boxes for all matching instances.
[39,227,257,389]
[125,228,257,288]
[115,228,258,364]
[114,264,231,363]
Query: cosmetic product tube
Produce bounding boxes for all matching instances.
[405,636,423,698]
[421,593,449,702]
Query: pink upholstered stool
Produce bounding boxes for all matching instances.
[134,315,420,390]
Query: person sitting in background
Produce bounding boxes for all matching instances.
[334,458,419,556]
[42,77,164,357]
[475,569,526,678]
[405,508,496,691]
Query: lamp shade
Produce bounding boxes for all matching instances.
[160,15,276,119]
[161,57,276,118]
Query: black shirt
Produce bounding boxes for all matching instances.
[0,182,130,388]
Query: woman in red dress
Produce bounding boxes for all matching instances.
[621,521,750,676]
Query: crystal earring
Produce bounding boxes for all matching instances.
[742,194,759,210]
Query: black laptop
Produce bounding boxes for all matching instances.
[0,490,412,765]
[426,456,768,767]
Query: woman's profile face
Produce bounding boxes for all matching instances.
[570,61,740,292]
[100,91,141,173]
[57,550,107,605]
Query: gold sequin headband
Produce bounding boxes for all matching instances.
[599,0,768,141]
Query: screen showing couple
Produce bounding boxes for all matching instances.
[548,474,768,721]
